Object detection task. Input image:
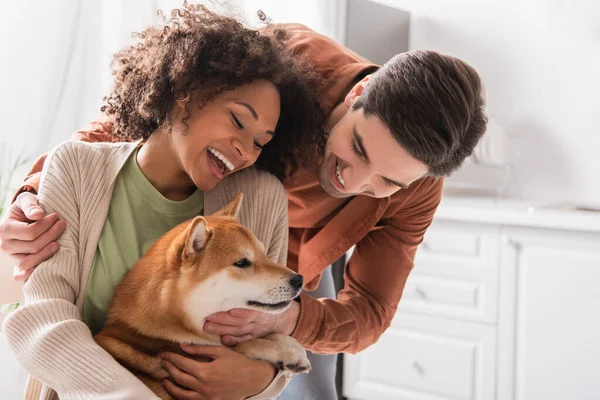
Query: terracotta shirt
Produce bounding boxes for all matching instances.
[15,24,443,355]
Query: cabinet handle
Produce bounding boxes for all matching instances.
[413,361,425,375]
[415,286,428,299]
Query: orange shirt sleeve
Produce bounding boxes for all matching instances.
[12,119,118,202]
[291,178,444,354]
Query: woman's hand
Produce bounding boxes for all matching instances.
[160,344,277,400]
[203,301,300,346]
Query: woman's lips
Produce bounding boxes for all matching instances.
[207,150,226,179]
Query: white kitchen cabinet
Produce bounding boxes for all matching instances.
[497,228,600,400]
[344,313,496,400]
[408,220,500,324]
[344,197,600,400]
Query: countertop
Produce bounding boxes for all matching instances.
[436,195,600,234]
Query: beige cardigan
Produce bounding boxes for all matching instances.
[2,141,291,400]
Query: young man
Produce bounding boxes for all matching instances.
[0,24,486,399]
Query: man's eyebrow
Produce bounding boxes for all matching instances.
[355,126,411,189]
[234,102,258,120]
[353,127,370,163]
[382,176,410,190]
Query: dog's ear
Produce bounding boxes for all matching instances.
[214,192,243,220]
[185,216,211,255]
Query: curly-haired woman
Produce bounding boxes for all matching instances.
[2,4,324,399]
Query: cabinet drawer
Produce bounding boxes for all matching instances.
[344,313,496,400]
[406,221,500,322]
[421,228,484,258]
[415,221,499,274]
[400,272,497,323]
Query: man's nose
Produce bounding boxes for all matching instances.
[344,167,373,194]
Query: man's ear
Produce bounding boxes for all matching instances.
[185,216,211,256]
[343,75,371,107]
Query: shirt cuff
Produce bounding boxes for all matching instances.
[290,292,325,348]
[246,369,293,400]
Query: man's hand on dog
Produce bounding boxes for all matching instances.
[204,300,301,346]
[160,343,277,399]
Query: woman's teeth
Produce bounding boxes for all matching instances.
[336,163,346,188]
[208,148,235,172]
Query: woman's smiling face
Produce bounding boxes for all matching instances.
[170,80,281,192]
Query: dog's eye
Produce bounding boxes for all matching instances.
[233,258,252,268]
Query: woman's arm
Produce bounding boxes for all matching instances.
[1,119,119,280]
[265,179,289,266]
[2,142,157,399]
[11,119,118,201]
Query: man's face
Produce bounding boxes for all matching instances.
[318,107,429,198]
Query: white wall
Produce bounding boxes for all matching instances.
[369,0,600,205]
[0,252,27,398]
[241,0,344,41]
[0,0,341,203]
[0,1,341,396]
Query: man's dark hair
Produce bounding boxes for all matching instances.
[353,50,487,177]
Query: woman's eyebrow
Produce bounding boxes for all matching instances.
[234,102,258,120]
[234,101,274,135]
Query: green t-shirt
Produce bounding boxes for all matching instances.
[83,148,203,335]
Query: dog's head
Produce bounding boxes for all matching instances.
[170,193,303,323]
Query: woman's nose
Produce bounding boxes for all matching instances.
[232,139,252,161]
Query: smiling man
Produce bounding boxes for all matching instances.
[0,23,486,400]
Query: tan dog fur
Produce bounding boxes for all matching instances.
[94,194,310,399]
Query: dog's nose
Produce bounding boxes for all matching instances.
[289,274,304,290]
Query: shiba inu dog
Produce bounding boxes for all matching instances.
[94,193,310,399]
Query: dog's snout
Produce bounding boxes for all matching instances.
[289,274,304,290]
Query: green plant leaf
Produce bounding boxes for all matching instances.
[1,302,20,315]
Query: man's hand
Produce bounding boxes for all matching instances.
[160,344,278,400]
[204,301,301,347]
[0,192,67,281]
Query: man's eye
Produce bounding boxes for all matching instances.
[254,141,264,150]
[351,140,363,157]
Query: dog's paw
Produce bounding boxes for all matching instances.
[264,334,306,353]
[233,337,311,374]
[276,349,312,374]
[278,360,311,374]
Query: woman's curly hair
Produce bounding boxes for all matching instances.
[101,2,326,180]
